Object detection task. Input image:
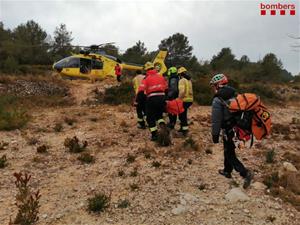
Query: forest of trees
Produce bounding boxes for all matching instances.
[0,20,296,83]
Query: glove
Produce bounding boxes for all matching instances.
[212,135,219,144]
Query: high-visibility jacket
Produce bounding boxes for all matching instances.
[179,77,193,102]
[139,69,167,96]
[133,74,145,94]
[115,65,122,76]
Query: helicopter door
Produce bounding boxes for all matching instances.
[91,59,104,78]
[80,58,92,75]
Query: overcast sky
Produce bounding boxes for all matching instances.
[0,0,299,74]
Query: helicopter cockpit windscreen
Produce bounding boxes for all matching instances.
[53,56,79,72]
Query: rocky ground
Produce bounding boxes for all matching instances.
[0,79,299,225]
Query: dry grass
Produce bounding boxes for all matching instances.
[272,123,290,135]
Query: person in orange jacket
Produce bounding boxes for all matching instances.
[115,63,122,82]
[139,62,168,141]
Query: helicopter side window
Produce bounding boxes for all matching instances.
[66,57,80,68]
[80,58,92,74]
[92,60,103,70]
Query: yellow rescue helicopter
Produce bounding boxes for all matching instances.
[53,43,168,80]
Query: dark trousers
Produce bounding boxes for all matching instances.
[146,95,166,132]
[136,92,146,123]
[223,130,248,177]
[116,75,121,82]
[179,102,192,129]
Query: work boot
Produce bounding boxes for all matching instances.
[138,121,146,129]
[218,169,232,179]
[243,170,254,189]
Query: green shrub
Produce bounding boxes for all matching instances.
[103,81,134,105]
[12,172,41,225]
[64,117,77,126]
[152,161,161,168]
[126,153,136,164]
[36,145,48,154]
[0,95,30,131]
[265,149,275,164]
[240,83,280,102]
[192,76,213,106]
[0,155,8,168]
[263,172,279,189]
[64,136,87,153]
[130,167,138,177]
[77,152,95,164]
[53,122,63,132]
[87,192,110,213]
[117,199,130,208]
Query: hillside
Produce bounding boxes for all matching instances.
[0,78,299,225]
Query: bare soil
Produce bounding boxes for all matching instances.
[0,79,299,225]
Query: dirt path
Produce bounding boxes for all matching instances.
[0,81,299,225]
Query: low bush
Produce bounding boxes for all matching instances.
[0,155,8,168]
[265,149,275,164]
[102,81,134,105]
[77,152,95,164]
[0,95,29,131]
[240,83,281,103]
[11,172,41,225]
[87,192,110,213]
[53,122,63,132]
[36,145,49,153]
[192,76,213,106]
[152,161,161,168]
[64,117,77,126]
[126,153,136,164]
[117,199,130,209]
[64,136,87,153]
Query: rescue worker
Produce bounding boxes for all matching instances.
[115,63,122,82]
[210,74,253,189]
[166,66,179,129]
[177,67,193,135]
[133,70,146,129]
[139,62,168,141]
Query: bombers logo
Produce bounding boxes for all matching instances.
[260,2,296,15]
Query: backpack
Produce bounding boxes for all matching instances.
[166,98,184,115]
[221,93,271,143]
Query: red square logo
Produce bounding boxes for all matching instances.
[280,10,285,15]
[290,10,295,15]
[261,10,266,15]
[271,10,276,15]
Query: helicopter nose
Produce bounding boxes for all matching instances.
[53,62,63,72]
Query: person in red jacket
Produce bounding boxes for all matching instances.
[115,63,122,82]
[139,62,168,141]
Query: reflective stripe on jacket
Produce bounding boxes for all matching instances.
[178,77,193,102]
[133,74,145,94]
